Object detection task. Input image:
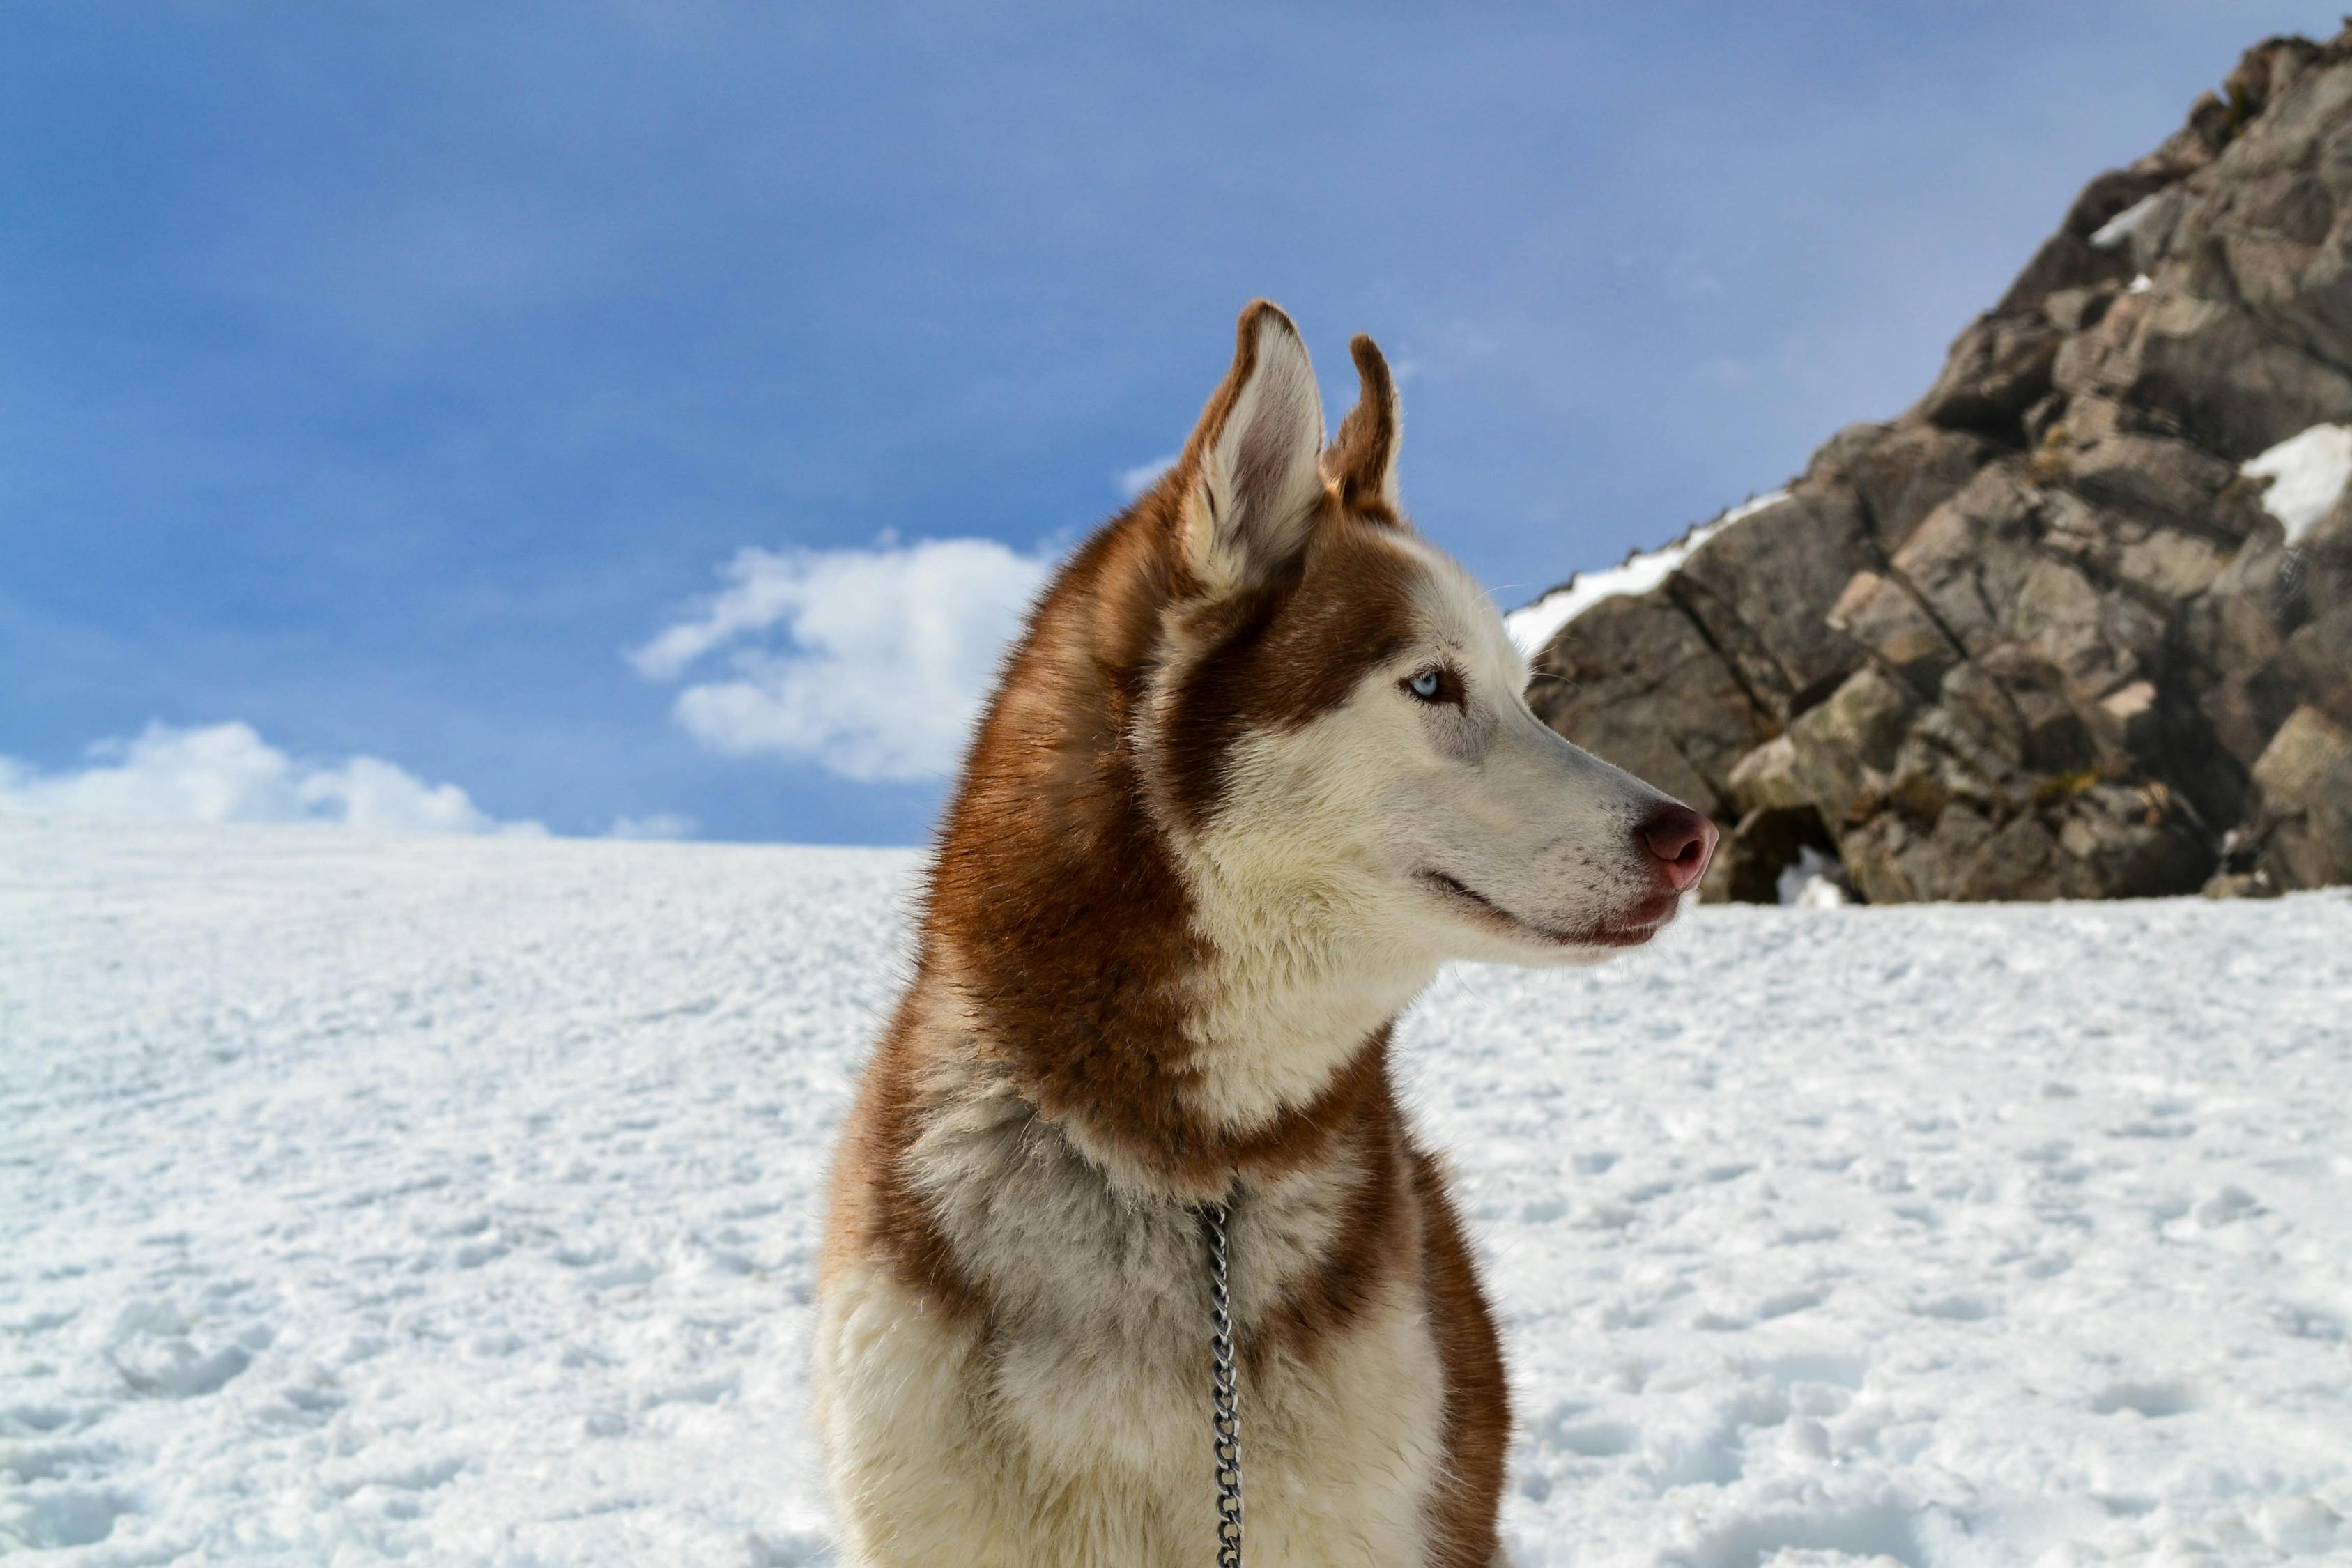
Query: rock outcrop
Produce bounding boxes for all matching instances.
[1523,28,2352,902]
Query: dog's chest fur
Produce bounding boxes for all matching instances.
[816,1020,1463,1567]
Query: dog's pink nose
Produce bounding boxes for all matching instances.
[1638,804,1719,892]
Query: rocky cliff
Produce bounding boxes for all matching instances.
[1523,28,2352,903]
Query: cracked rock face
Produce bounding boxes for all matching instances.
[1525,27,2352,902]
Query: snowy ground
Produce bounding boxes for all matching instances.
[6,816,2351,1567]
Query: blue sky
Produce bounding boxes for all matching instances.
[3,2,2337,845]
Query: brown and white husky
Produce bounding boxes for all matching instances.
[814,302,1717,1567]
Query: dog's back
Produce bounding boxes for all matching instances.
[815,303,1712,1566]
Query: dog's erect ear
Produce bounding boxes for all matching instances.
[1179,300,1325,593]
[1323,334,1401,512]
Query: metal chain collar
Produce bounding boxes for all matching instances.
[1203,1200,1243,1568]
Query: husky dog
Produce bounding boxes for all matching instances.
[815,302,1717,1567]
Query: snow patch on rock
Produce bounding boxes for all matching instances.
[2090,192,2161,250]
[2241,423,2352,546]
[1506,491,1789,656]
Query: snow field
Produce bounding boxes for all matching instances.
[4,815,2351,1566]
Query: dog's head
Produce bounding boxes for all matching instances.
[1136,301,1716,968]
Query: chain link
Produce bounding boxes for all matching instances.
[1203,1200,1243,1568]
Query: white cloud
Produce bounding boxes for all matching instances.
[630,537,1055,783]
[0,721,547,836]
[1114,453,1178,500]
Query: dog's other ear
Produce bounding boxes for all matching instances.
[1179,300,1325,593]
[1323,333,1401,512]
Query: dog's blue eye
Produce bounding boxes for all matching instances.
[1408,669,1444,701]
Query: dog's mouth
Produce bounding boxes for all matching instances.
[1417,869,1674,949]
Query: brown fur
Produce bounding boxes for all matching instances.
[1162,520,1422,831]
[821,303,1510,1565]
[1413,1149,1511,1567]
[1325,334,1401,510]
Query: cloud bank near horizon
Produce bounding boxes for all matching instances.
[0,721,693,839]
[0,721,538,836]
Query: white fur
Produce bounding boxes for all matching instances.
[1166,528,1678,1133]
[820,1040,1448,1567]
[1186,310,1328,594]
[820,1263,1446,1567]
[815,317,1675,1566]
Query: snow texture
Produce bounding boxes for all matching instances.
[6,815,2352,1566]
[2089,194,2160,252]
[2242,424,2352,547]
[1505,492,1789,657]
[1774,847,1848,909]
